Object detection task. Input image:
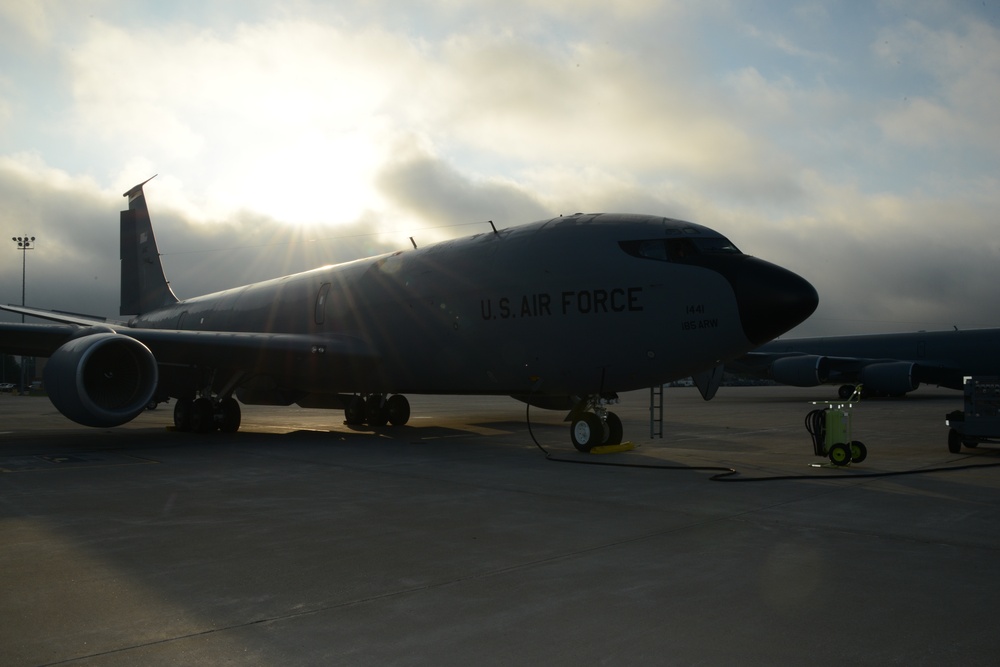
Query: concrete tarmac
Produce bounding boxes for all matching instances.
[2,386,999,665]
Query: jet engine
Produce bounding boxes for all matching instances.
[44,330,158,427]
[860,361,918,396]
[769,355,830,387]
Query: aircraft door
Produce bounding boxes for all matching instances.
[315,283,331,325]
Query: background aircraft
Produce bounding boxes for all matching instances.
[727,328,1000,398]
[0,178,817,450]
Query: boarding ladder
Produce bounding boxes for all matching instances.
[649,384,664,438]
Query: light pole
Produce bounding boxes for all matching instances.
[12,236,35,319]
[11,236,35,393]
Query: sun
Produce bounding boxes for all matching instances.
[216,129,386,228]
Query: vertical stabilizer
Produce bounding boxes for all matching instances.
[120,176,179,315]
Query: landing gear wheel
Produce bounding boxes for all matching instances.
[173,398,193,432]
[603,411,623,446]
[839,385,855,400]
[365,397,390,427]
[344,396,366,425]
[829,442,851,466]
[190,397,217,433]
[571,413,603,452]
[219,397,241,433]
[387,394,410,426]
[849,440,867,464]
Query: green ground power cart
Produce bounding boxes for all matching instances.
[805,387,867,466]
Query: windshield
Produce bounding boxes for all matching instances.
[619,236,742,263]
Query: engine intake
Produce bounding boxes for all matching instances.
[769,355,829,387]
[44,332,159,427]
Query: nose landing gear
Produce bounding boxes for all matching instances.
[568,394,623,452]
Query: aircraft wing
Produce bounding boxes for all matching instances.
[0,305,379,375]
[0,322,82,357]
[729,351,888,382]
[1,303,112,326]
[123,328,378,372]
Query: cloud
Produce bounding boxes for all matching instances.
[421,34,763,176]
[874,17,1000,154]
[375,142,549,228]
[0,1,51,46]
[0,156,118,319]
[0,157,406,322]
[63,18,424,224]
[3,1,1000,339]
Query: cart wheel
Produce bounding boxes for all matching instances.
[947,429,962,454]
[829,443,851,466]
[849,441,867,464]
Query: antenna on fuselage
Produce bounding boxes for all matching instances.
[409,236,417,249]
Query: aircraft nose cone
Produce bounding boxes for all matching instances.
[727,257,818,346]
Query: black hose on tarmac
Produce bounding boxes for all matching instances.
[525,401,1000,482]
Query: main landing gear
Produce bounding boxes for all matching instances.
[344,394,411,427]
[568,394,623,452]
[173,395,242,433]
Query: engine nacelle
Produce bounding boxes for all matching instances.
[769,355,830,387]
[44,332,159,427]
[860,361,918,395]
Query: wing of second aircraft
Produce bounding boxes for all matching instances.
[726,328,1000,395]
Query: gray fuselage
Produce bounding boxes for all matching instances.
[129,213,816,402]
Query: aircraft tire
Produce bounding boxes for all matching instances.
[838,385,855,400]
[604,411,623,446]
[219,397,241,433]
[828,442,851,466]
[173,398,193,432]
[345,396,366,425]
[571,413,603,452]
[190,397,217,433]
[387,394,410,426]
[850,440,867,464]
[365,397,390,427]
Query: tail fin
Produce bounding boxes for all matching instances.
[120,176,179,316]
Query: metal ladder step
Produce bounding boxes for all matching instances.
[649,384,664,439]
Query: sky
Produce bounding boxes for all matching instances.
[1,0,999,337]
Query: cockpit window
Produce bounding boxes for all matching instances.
[639,239,669,261]
[619,236,741,263]
[694,237,741,254]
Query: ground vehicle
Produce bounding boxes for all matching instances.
[946,377,1000,453]
[805,387,867,466]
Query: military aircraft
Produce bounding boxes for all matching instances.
[0,178,817,450]
[727,328,1000,398]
